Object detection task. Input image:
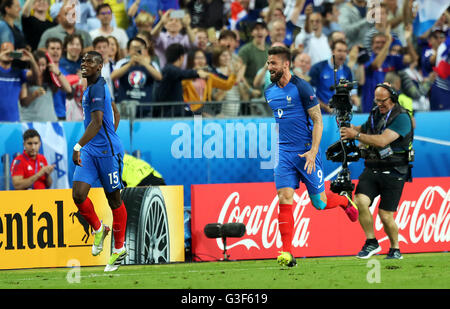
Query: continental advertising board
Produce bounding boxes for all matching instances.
[191,178,450,261]
[0,186,184,270]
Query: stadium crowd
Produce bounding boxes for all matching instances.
[0,0,449,121]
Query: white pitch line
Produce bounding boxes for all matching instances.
[414,135,450,146]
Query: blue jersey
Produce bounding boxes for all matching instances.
[0,66,27,122]
[264,75,319,152]
[81,76,123,157]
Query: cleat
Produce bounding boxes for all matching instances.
[340,191,359,222]
[104,247,128,272]
[385,248,403,260]
[92,223,110,256]
[277,251,297,267]
[357,240,381,259]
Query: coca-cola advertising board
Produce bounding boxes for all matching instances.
[191,177,450,261]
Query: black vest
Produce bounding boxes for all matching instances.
[363,103,413,169]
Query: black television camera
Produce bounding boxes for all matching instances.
[325,62,360,194]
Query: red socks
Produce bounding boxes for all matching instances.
[75,197,127,250]
[75,197,101,231]
[112,202,127,249]
[325,191,348,209]
[278,203,294,252]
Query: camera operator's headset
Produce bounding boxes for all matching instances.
[375,83,399,103]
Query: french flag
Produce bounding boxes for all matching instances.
[434,36,450,79]
[229,1,247,30]
[413,0,449,37]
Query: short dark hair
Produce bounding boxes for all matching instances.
[127,36,147,50]
[63,33,84,53]
[96,3,112,15]
[45,37,63,49]
[165,43,186,64]
[268,45,291,63]
[331,39,347,51]
[218,29,237,41]
[93,36,109,49]
[0,0,14,16]
[84,50,103,64]
[23,129,41,142]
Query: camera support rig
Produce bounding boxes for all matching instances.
[325,56,360,194]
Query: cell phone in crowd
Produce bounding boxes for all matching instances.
[8,51,22,59]
[170,9,185,19]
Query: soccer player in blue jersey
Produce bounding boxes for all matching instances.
[264,46,359,267]
[72,51,127,272]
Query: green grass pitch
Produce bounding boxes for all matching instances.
[0,252,448,289]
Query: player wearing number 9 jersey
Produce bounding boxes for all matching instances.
[264,46,359,267]
[72,51,127,272]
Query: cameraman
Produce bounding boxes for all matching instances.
[340,83,413,260]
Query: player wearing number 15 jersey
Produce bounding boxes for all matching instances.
[72,51,127,272]
[264,46,359,267]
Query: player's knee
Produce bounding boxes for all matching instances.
[277,189,294,204]
[72,191,87,205]
[310,194,327,210]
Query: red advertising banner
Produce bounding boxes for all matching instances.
[191,177,450,261]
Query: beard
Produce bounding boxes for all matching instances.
[269,70,283,83]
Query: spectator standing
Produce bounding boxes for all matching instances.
[421,30,446,77]
[104,0,129,30]
[126,11,154,41]
[338,0,372,49]
[19,50,59,122]
[93,36,115,98]
[182,48,237,116]
[45,37,73,120]
[238,18,269,90]
[294,12,331,66]
[0,0,26,49]
[309,39,359,114]
[21,0,57,51]
[0,42,39,122]
[107,35,124,64]
[111,37,162,117]
[38,2,92,50]
[268,19,292,47]
[151,9,195,69]
[11,129,54,190]
[361,29,409,113]
[212,46,246,117]
[153,43,209,117]
[60,34,84,75]
[90,3,129,55]
[362,3,402,52]
[49,0,97,32]
[291,50,311,82]
[321,1,341,37]
[430,36,450,111]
